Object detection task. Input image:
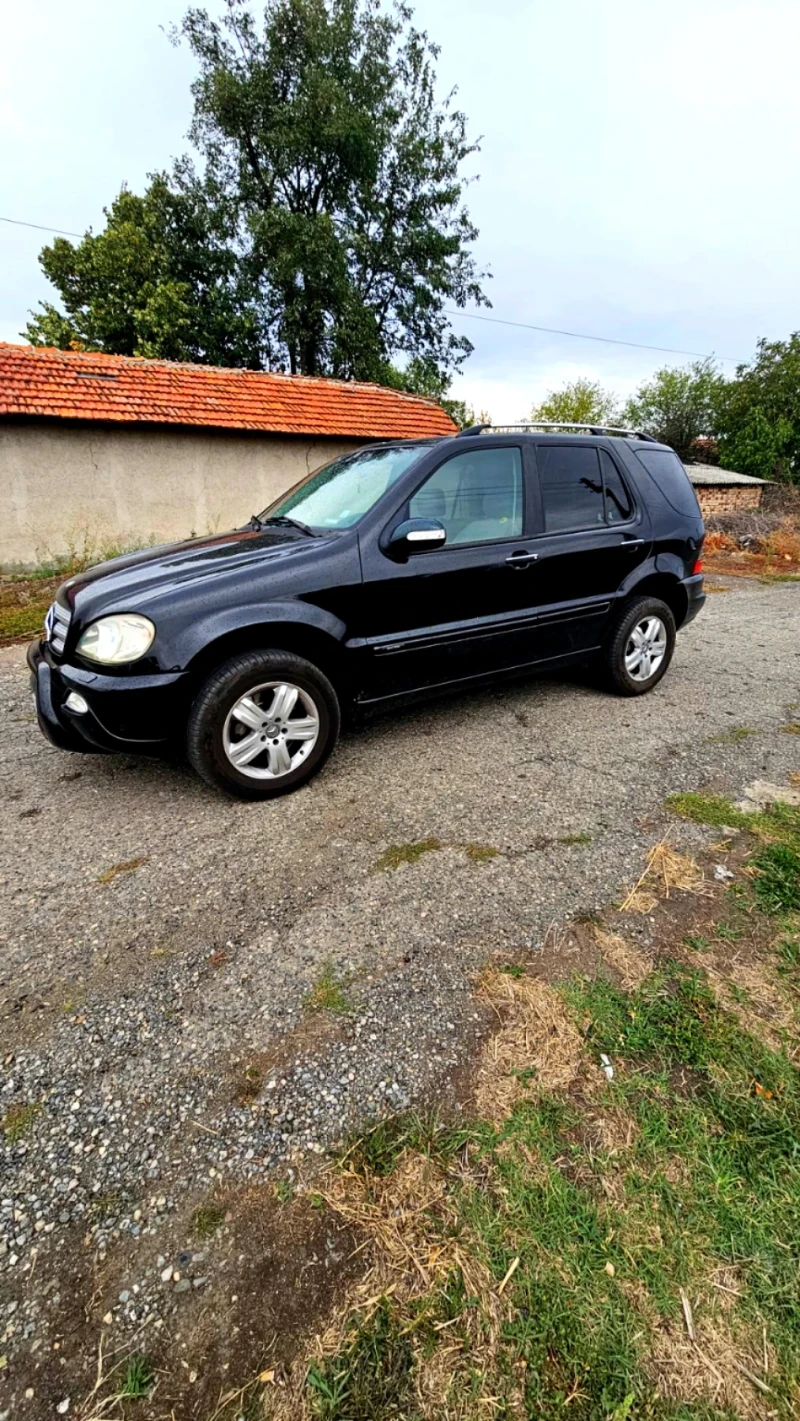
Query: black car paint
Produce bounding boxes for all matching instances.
[28,432,705,756]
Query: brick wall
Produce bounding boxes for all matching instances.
[694,484,763,518]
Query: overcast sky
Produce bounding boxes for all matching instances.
[2,0,798,420]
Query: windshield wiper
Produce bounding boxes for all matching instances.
[249,514,316,537]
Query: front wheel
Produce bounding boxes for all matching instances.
[187,650,340,799]
[601,596,676,696]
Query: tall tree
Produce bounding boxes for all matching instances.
[529,377,619,427]
[714,334,800,482]
[25,172,262,366]
[177,0,488,380]
[25,0,486,387]
[622,359,724,463]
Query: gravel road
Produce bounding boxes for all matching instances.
[1,576,799,1416]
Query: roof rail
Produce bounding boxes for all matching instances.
[457,421,659,442]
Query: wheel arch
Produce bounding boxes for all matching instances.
[622,568,689,628]
[183,607,349,697]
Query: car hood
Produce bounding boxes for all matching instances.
[59,526,333,616]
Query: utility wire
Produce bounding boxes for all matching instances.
[1,215,84,238]
[2,215,741,364]
[444,307,742,364]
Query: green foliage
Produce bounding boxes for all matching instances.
[25,177,261,365]
[118,1355,155,1399]
[192,1201,225,1238]
[305,961,352,1014]
[665,791,749,828]
[751,843,800,915]
[622,358,724,462]
[382,358,475,428]
[529,377,619,428]
[307,1301,416,1418]
[1,1102,42,1142]
[374,837,442,871]
[342,1110,467,1178]
[177,0,487,383]
[715,333,800,482]
[27,0,487,389]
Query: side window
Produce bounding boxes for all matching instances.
[599,450,633,523]
[538,446,604,533]
[634,448,701,517]
[409,447,523,546]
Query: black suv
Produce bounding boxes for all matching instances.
[29,425,705,799]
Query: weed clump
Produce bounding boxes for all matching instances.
[373,839,442,871]
[305,962,352,1015]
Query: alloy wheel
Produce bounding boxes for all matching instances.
[222,681,320,779]
[624,616,668,682]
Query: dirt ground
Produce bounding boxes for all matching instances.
[1,574,800,1418]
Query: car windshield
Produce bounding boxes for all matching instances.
[260,444,431,530]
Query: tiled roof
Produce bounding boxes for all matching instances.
[684,463,768,486]
[0,343,457,440]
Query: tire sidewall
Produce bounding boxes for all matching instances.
[189,653,339,799]
[608,597,676,696]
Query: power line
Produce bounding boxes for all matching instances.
[2,214,742,364]
[444,307,742,364]
[1,215,84,238]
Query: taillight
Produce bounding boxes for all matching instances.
[693,558,703,575]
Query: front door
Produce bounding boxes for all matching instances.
[355,442,543,700]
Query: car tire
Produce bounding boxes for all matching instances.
[187,650,340,799]
[601,596,676,696]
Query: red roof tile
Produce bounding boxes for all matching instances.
[0,343,457,440]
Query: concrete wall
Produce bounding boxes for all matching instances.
[0,421,367,568]
[694,484,764,518]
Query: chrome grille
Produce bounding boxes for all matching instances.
[45,602,72,656]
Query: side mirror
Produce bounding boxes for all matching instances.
[387,518,447,558]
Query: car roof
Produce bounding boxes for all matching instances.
[357,431,673,455]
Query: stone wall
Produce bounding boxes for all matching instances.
[694,484,764,518]
[0,421,367,568]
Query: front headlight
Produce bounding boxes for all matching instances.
[76,614,156,665]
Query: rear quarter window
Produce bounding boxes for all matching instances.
[634,448,701,517]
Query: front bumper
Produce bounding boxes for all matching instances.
[680,572,706,627]
[27,640,190,755]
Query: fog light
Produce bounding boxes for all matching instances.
[64,691,89,715]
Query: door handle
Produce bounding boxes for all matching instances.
[505,550,539,568]
[621,538,645,550]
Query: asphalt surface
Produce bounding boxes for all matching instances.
[1,575,800,1415]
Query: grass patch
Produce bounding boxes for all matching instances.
[373,838,442,871]
[463,842,500,862]
[234,1060,266,1104]
[706,725,758,745]
[274,800,800,1421]
[666,791,750,828]
[782,722,800,736]
[752,843,800,914]
[1,1101,41,1142]
[306,1301,414,1419]
[340,1110,467,1179]
[305,962,352,1015]
[0,597,51,640]
[118,1355,154,1399]
[192,1202,225,1240]
[559,831,593,845]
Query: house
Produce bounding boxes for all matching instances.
[0,343,456,568]
[683,463,768,518]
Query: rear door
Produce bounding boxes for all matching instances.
[525,443,651,658]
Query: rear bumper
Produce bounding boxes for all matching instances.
[680,572,705,627]
[27,640,190,755]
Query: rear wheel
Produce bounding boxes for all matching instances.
[601,596,676,696]
[187,649,340,799]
